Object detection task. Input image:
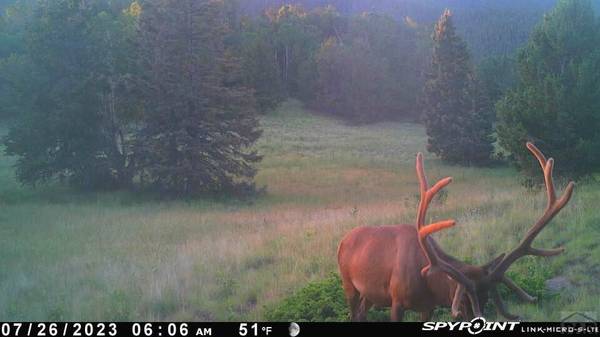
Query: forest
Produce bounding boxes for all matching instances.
[0,0,599,322]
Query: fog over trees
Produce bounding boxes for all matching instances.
[239,0,565,60]
[1,0,598,194]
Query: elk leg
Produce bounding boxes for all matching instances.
[348,293,362,321]
[390,301,404,322]
[341,280,361,321]
[348,295,361,321]
[357,297,372,321]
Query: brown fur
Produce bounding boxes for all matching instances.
[336,143,574,321]
[337,225,457,321]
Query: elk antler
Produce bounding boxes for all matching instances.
[415,152,453,275]
[487,142,574,318]
[415,153,482,317]
[416,153,453,231]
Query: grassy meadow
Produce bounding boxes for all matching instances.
[0,100,599,321]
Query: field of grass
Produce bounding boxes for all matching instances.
[0,100,598,321]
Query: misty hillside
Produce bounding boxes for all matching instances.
[1,0,600,323]
[239,0,560,59]
[2,0,597,59]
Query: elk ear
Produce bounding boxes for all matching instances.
[482,253,505,272]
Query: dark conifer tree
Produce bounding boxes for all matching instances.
[3,0,137,189]
[135,0,262,195]
[422,9,493,165]
[496,0,600,179]
[238,17,284,111]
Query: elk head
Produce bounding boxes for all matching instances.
[416,142,574,319]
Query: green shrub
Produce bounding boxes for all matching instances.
[502,257,555,301]
[264,274,349,321]
[265,263,555,322]
[265,274,409,322]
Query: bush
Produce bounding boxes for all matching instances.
[496,0,600,180]
[265,266,555,321]
[264,274,348,321]
[264,273,398,322]
[502,258,555,302]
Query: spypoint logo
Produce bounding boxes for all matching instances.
[467,317,486,335]
[422,317,519,335]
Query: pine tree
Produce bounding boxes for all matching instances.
[135,0,262,195]
[3,0,137,189]
[238,17,284,111]
[422,9,494,165]
[496,0,600,179]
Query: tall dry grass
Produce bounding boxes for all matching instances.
[0,100,598,321]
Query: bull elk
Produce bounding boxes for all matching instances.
[337,142,574,321]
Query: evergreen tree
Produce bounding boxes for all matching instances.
[0,1,31,119]
[3,0,137,188]
[477,55,517,105]
[238,17,284,111]
[496,0,600,179]
[135,0,262,195]
[422,9,494,165]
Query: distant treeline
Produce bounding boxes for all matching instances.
[0,0,559,124]
[0,0,598,196]
[237,5,428,121]
[238,0,562,60]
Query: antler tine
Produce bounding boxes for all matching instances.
[418,221,462,279]
[491,287,520,320]
[415,153,482,317]
[527,141,555,206]
[418,221,455,276]
[415,152,454,272]
[451,284,465,319]
[416,152,427,191]
[489,142,574,281]
[418,220,456,239]
[416,153,428,230]
[526,141,547,168]
[419,224,482,318]
[416,153,452,230]
[502,275,536,303]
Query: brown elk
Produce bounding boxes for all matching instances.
[337,142,574,321]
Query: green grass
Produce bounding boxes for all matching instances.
[0,99,598,321]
